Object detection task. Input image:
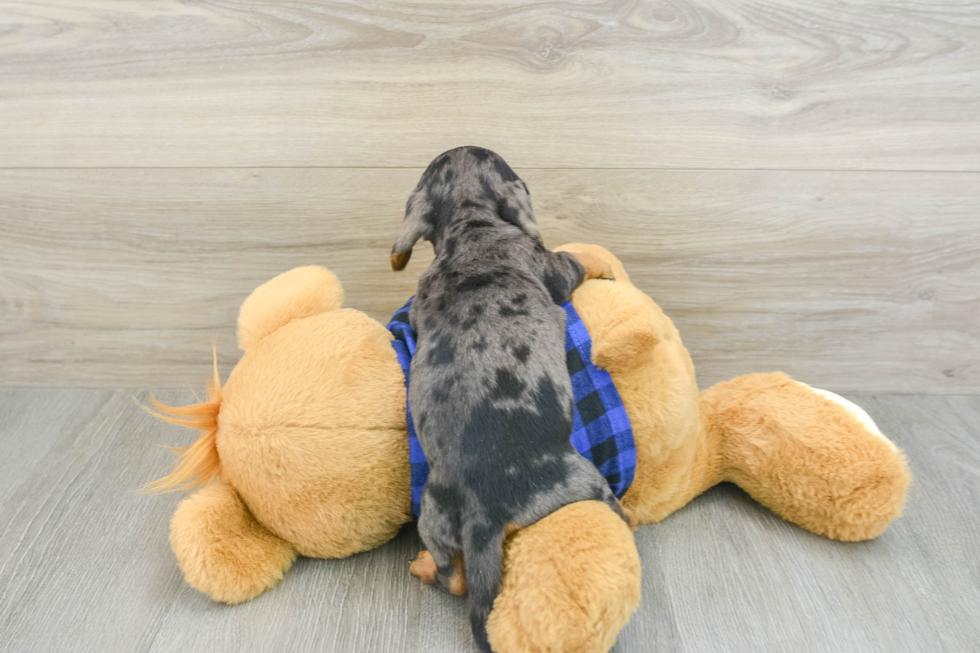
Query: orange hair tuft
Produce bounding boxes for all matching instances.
[141,346,223,493]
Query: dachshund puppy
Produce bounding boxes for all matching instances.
[392,146,629,652]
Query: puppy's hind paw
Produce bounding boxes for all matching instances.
[410,550,438,585]
[448,554,468,596]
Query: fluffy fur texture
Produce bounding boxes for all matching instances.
[148,246,910,652]
[170,480,296,604]
[487,501,641,653]
[153,265,413,603]
[237,265,344,350]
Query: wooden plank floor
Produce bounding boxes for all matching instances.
[1,390,977,652]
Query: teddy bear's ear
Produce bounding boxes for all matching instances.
[238,266,344,351]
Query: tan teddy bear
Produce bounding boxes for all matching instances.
[147,244,909,653]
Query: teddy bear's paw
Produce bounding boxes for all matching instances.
[170,481,297,604]
[487,501,640,653]
[802,385,910,541]
[237,266,344,350]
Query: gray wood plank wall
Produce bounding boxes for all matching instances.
[1,1,978,391]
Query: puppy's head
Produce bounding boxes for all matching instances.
[391,146,540,271]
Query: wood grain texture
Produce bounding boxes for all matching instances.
[1,390,978,652]
[2,168,977,391]
[1,0,978,169]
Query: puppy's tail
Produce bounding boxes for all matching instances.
[465,529,506,653]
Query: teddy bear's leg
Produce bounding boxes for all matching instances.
[486,501,641,653]
[700,373,911,541]
[169,480,297,604]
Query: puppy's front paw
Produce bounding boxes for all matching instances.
[410,550,438,585]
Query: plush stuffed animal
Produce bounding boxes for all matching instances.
[147,244,910,653]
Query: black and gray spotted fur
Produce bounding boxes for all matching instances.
[392,146,629,652]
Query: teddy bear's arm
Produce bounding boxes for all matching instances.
[573,280,665,375]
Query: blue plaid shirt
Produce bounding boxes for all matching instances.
[387,297,636,516]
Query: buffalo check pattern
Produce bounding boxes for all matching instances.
[387,297,636,516]
[386,297,428,516]
[560,300,637,499]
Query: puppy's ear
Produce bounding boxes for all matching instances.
[498,180,541,241]
[391,190,432,271]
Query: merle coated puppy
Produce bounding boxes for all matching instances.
[391,146,629,652]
